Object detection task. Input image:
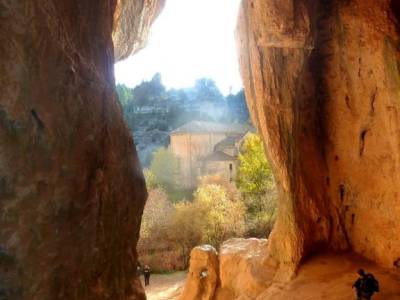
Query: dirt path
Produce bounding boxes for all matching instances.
[142,271,186,300]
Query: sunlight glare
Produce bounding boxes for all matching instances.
[114,0,243,94]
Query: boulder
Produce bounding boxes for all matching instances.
[179,245,219,300]
[215,238,273,300]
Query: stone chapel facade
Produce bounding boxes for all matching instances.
[169,121,252,188]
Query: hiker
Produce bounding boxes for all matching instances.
[352,269,379,300]
[143,265,151,286]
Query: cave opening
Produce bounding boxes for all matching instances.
[114,0,277,296]
[3,0,400,299]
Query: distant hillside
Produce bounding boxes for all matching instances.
[116,73,250,166]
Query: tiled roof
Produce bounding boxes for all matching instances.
[202,151,236,162]
[171,121,251,135]
[215,135,244,148]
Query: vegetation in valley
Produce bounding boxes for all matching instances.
[116,73,249,166]
[117,74,276,272]
[236,133,277,237]
[137,133,277,272]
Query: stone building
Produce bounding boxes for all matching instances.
[169,121,252,188]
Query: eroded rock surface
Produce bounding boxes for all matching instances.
[179,245,219,300]
[236,0,400,278]
[256,253,400,300]
[215,238,271,300]
[0,0,162,299]
[182,239,400,300]
[113,0,166,61]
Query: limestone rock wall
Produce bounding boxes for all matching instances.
[179,245,219,300]
[113,0,166,61]
[0,0,162,299]
[215,238,270,300]
[237,0,400,275]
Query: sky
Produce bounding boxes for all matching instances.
[114,0,243,95]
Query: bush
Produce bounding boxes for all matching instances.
[194,184,245,248]
[168,201,204,268]
[236,133,277,238]
[138,178,246,270]
[149,147,179,191]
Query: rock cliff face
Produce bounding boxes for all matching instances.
[113,0,166,61]
[0,0,162,299]
[237,0,400,277]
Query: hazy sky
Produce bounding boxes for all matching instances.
[114,0,243,95]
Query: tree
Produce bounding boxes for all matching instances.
[143,169,157,190]
[116,83,134,107]
[192,78,224,104]
[149,147,179,191]
[226,89,250,123]
[236,133,274,209]
[137,188,178,271]
[194,184,245,248]
[198,174,240,202]
[167,182,245,267]
[139,188,173,242]
[138,175,247,271]
[168,201,203,268]
[236,133,277,237]
[133,73,166,107]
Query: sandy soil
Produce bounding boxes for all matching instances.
[258,253,400,300]
[141,271,186,300]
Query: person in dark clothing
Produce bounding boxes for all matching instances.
[353,269,379,300]
[143,265,151,286]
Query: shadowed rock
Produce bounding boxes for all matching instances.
[0,0,163,299]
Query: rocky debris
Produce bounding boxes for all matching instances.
[179,245,219,300]
[0,0,163,299]
[236,0,400,278]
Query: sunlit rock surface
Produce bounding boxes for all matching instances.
[215,238,271,300]
[236,0,400,278]
[182,240,400,300]
[256,254,400,300]
[179,245,219,300]
[0,0,162,299]
[113,0,166,61]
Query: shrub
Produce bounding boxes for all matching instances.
[236,133,277,238]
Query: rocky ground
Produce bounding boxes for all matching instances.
[138,242,400,300]
[179,239,400,300]
[258,253,400,300]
